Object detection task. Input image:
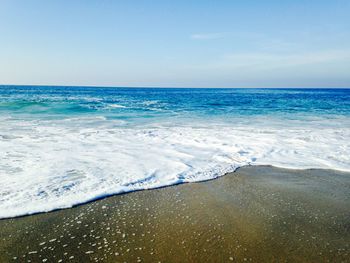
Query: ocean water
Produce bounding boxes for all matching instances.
[1,86,349,218]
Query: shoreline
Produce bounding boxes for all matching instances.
[1,165,349,262]
[2,164,350,221]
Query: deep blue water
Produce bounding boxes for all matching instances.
[1,86,349,121]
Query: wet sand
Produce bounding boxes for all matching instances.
[0,165,349,262]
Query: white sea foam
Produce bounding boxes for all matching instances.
[108,104,127,109]
[0,117,349,218]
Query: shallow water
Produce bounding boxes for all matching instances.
[0,86,349,218]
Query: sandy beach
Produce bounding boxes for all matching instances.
[0,165,349,262]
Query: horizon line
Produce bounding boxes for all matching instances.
[0,84,349,89]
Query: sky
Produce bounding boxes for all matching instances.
[0,0,349,88]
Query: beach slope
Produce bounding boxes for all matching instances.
[0,166,349,262]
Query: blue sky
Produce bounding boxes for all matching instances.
[0,0,349,88]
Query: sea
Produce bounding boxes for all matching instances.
[0,86,349,218]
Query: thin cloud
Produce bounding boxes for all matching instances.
[190,32,227,40]
[191,49,350,71]
[227,50,350,69]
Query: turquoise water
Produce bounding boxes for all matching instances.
[1,86,349,118]
[0,86,349,218]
